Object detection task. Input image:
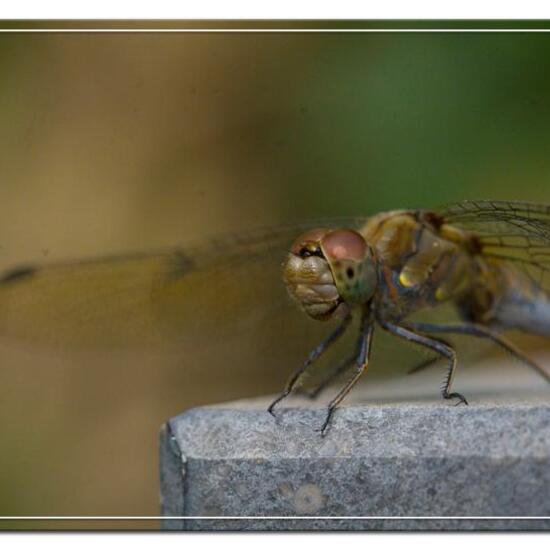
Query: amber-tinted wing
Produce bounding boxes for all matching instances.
[439,200,550,290]
[0,219,365,352]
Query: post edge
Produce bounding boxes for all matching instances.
[159,420,186,530]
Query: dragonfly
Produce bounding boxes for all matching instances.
[0,200,549,435]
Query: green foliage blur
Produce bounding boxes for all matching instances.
[1,25,550,527]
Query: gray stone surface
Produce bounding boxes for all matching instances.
[159,364,550,531]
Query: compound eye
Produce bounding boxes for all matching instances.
[297,246,320,259]
[290,228,330,257]
[320,229,368,263]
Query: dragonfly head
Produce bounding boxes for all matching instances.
[283,228,378,321]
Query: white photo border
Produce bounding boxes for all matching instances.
[0,20,548,524]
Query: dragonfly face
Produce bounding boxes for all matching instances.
[282,227,378,321]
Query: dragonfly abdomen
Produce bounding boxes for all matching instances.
[493,286,550,337]
[458,259,550,337]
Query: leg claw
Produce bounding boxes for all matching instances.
[444,392,469,406]
[316,409,335,437]
[267,401,280,419]
[267,391,290,418]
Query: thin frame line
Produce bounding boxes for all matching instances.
[1,28,550,33]
[1,516,550,521]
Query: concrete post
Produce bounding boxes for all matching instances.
[160,365,550,530]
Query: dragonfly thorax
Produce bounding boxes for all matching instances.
[283,228,378,321]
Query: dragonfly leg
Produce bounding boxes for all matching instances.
[407,335,456,374]
[405,322,550,385]
[380,321,467,405]
[318,319,374,436]
[297,354,357,400]
[267,313,352,417]
[298,325,367,399]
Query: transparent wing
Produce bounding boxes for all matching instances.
[438,200,550,290]
[0,219,366,352]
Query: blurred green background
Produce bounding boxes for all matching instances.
[1,26,550,528]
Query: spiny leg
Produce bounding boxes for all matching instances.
[267,313,352,416]
[296,354,356,399]
[380,321,468,405]
[405,322,550,384]
[406,336,453,374]
[319,317,374,436]
[298,327,367,399]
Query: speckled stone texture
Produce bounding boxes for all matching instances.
[160,371,550,531]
